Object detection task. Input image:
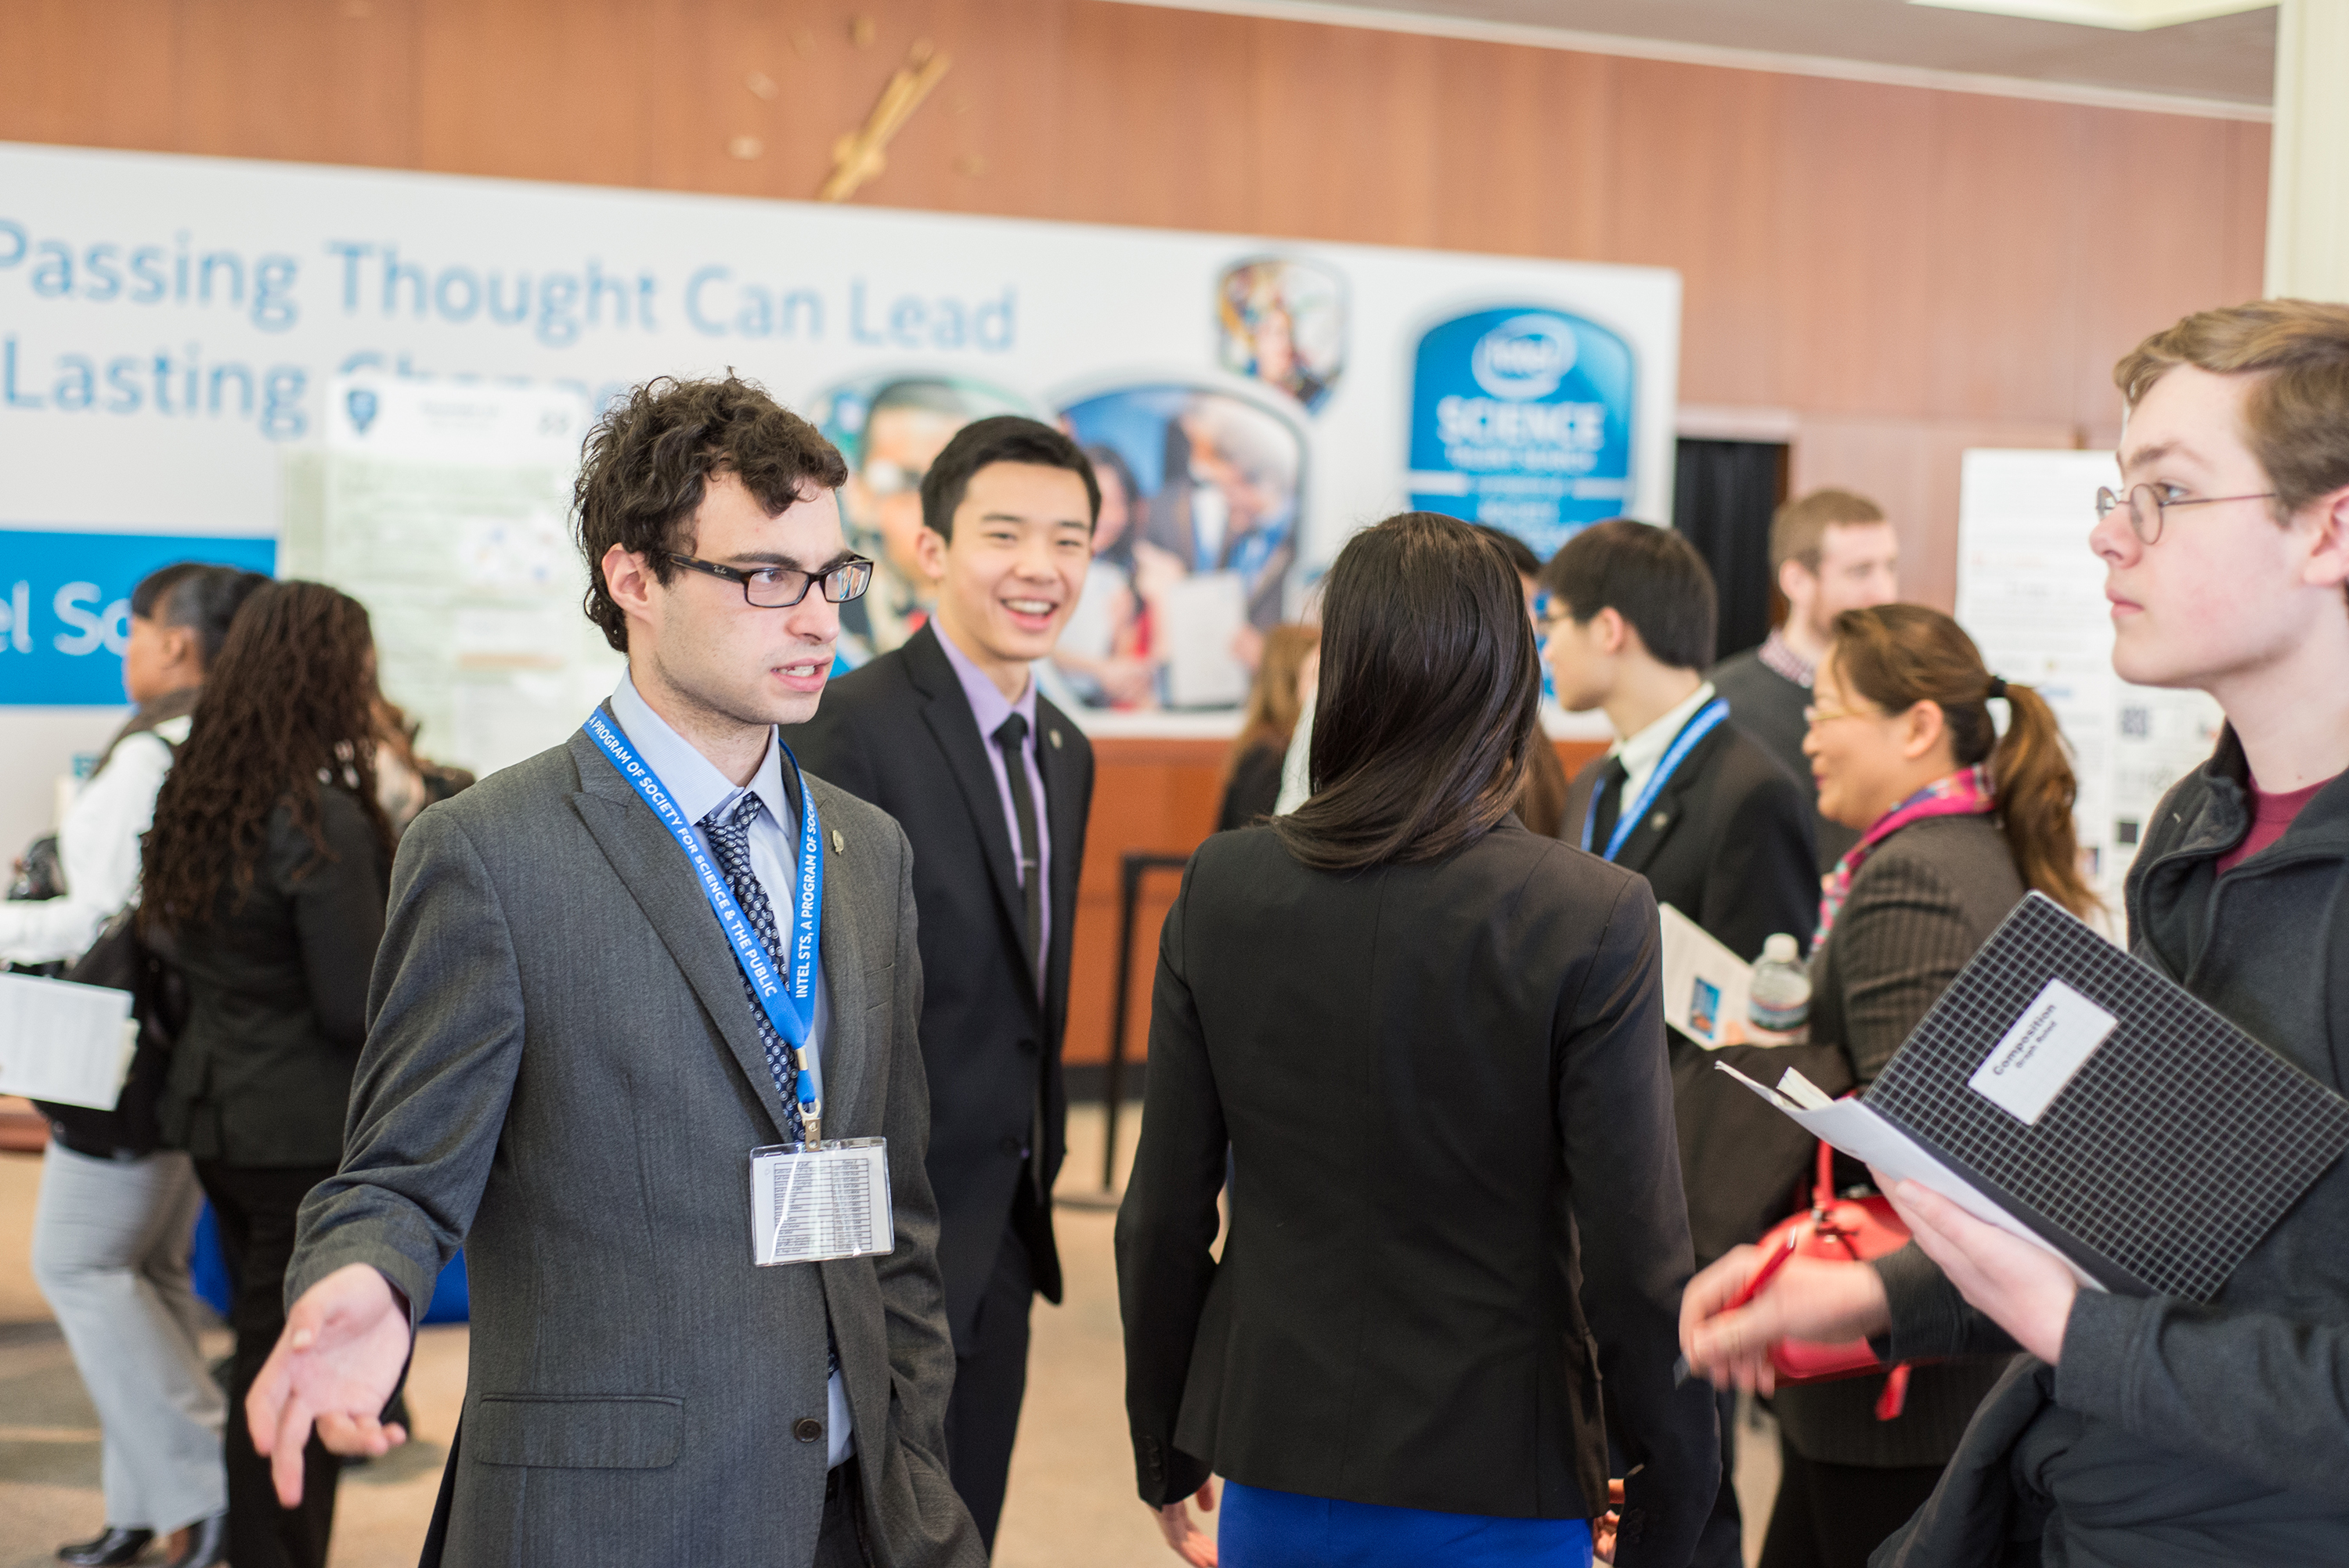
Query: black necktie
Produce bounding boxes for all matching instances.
[994,712,1044,989]
[1590,756,1629,856]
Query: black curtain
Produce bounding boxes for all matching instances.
[1673,438,1786,663]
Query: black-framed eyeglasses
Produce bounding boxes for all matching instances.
[2095,483,2275,546]
[663,551,874,607]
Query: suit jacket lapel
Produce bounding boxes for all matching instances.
[903,626,1030,958]
[567,725,797,1142]
[1036,695,1086,1022]
[809,780,875,1135]
[1614,723,1725,872]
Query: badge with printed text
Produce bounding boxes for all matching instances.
[749,1138,895,1267]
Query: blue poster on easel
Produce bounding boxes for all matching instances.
[1405,307,1636,561]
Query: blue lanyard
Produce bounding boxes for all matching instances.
[584,708,824,1119]
[1580,697,1730,862]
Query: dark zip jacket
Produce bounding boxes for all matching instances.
[1873,727,2349,1566]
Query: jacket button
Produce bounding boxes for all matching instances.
[999,1135,1023,1156]
[793,1417,824,1443]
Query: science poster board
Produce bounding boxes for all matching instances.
[1954,449,2223,907]
[0,140,1677,848]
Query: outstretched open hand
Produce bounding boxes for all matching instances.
[246,1262,413,1506]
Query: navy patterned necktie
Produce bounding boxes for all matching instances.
[701,793,806,1144]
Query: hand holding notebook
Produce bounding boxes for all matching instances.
[1720,892,2349,1305]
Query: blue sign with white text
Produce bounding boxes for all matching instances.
[1406,307,1636,560]
[0,528,277,705]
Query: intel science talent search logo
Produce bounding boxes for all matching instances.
[345,386,379,435]
[1470,315,1578,401]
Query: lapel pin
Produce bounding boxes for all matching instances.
[1049,728,1063,750]
[1650,811,1669,831]
[831,829,845,853]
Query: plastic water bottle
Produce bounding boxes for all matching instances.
[1748,933,1812,1036]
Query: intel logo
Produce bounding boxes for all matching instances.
[1471,316,1577,401]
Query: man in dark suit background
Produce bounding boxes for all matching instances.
[792,416,1097,1552]
[1710,488,1901,873]
[1539,517,1820,1568]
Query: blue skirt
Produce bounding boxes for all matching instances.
[1219,1480,1595,1568]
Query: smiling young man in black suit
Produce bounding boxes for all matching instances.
[791,416,1096,1552]
[1539,517,1820,1568]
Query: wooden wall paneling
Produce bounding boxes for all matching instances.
[2063,109,2274,448]
[1607,57,1782,409]
[3,0,180,153]
[177,0,420,170]
[1916,95,2086,427]
[1769,77,1955,424]
[1063,737,1225,1068]
[415,0,655,186]
[1791,413,2080,611]
[1059,2,1259,234]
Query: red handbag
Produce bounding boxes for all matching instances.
[1760,1141,1921,1420]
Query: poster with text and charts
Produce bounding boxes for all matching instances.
[0,139,1677,851]
[1954,449,2223,914]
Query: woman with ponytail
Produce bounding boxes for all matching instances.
[1741,604,2089,1568]
[144,581,393,1568]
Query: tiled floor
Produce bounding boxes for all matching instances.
[1,1108,1780,1566]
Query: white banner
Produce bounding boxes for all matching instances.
[0,140,1677,843]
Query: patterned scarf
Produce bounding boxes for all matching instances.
[1814,765,1994,944]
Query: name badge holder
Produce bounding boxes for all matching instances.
[584,708,897,1268]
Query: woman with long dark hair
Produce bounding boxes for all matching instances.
[1214,622,1319,831]
[1117,513,1716,1568]
[143,581,393,1568]
[1750,604,2091,1568]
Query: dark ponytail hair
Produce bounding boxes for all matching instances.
[1830,604,2096,917]
[1272,512,1539,871]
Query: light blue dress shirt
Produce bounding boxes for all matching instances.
[608,673,853,1468]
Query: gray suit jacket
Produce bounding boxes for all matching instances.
[286,722,982,1568]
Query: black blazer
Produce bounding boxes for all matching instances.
[1563,717,1836,1265]
[1116,821,1717,1563]
[1560,716,1817,965]
[158,786,389,1166]
[790,624,1092,1342]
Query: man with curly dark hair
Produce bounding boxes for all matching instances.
[251,375,985,1568]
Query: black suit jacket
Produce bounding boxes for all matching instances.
[158,788,389,1166]
[790,624,1092,1344]
[1561,718,1816,965]
[1561,717,1844,1267]
[1116,821,1717,1563]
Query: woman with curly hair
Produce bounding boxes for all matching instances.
[143,580,393,1568]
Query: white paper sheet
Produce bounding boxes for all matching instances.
[1660,903,1752,1048]
[0,971,136,1110]
[1715,1060,2105,1292]
[1160,572,1251,708]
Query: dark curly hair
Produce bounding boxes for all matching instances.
[140,581,393,932]
[574,375,850,651]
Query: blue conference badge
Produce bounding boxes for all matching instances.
[1406,307,1636,559]
[0,528,278,705]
